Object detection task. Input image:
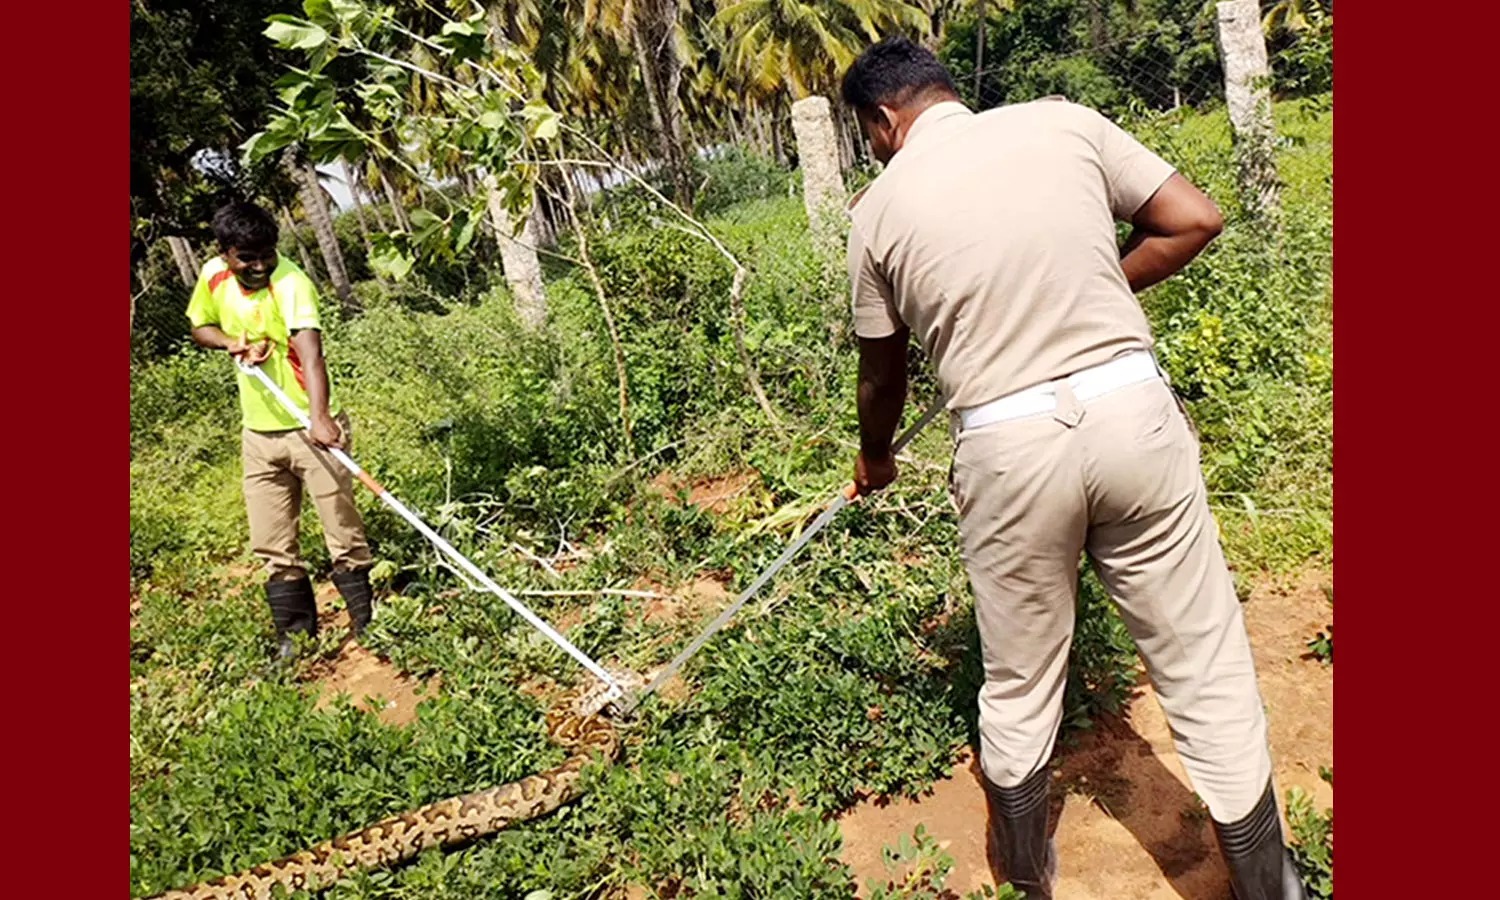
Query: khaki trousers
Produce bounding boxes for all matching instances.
[242,411,373,582]
[950,375,1272,823]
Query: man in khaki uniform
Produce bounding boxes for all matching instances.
[840,38,1306,900]
[186,201,377,659]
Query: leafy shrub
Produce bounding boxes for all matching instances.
[692,145,795,218]
[1287,772,1334,899]
[867,825,1025,900]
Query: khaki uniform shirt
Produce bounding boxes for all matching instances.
[847,98,1176,410]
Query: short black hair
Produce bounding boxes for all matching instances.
[211,201,279,252]
[841,36,959,115]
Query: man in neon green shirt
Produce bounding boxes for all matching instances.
[187,201,375,658]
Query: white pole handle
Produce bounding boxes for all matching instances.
[236,361,623,699]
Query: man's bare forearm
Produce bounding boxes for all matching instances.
[1119,173,1224,293]
[1120,227,1218,293]
[191,325,237,351]
[1119,228,1147,263]
[858,378,906,460]
[857,330,910,460]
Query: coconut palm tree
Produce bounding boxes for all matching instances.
[712,0,930,100]
[1262,0,1331,36]
[284,152,357,312]
[578,0,699,205]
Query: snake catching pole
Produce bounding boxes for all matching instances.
[238,361,625,702]
[617,394,946,715]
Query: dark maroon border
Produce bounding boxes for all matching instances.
[9,1,125,894]
[1337,6,1496,896]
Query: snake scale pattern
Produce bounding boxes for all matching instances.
[145,685,623,900]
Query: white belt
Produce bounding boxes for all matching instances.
[956,350,1162,431]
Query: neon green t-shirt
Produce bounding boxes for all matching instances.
[185,255,340,432]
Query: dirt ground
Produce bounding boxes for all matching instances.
[839,567,1333,899]
[648,470,760,515]
[640,575,733,625]
[305,583,441,727]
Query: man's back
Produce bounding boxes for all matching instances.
[838,40,1302,900]
[848,98,1176,409]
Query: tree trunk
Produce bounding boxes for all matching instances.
[556,168,581,240]
[975,0,988,105]
[347,192,373,254]
[1216,0,1282,224]
[750,105,771,158]
[836,105,858,171]
[595,167,621,226]
[280,208,321,279]
[344,165,388,286]
[925,17,943,52]
[376,162,411,231]
[165,236,201,289]
[572,166,594,215]
[358,165,392,233]
[544,185,567,247]
[341,162,377,260]
[689,113,710,162]
[768,101,788,167]
[486,181,549,330]
[609,121,629,169]
[630,27,674,182]
[535,197,555,249]
[630,0,693,207]
[728,109,746,149]
[286,155,358,312]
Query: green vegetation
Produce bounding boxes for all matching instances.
[130,2,1332,896]
[1287,768,1334,900]
[130,96,1329,896]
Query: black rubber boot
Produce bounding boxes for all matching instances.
[265,576,318,659]
[1213,780,1309,900]
[983,767,1057,900]
[331,568,375,636]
